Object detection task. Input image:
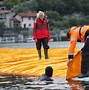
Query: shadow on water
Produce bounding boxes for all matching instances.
[0,75,89,90]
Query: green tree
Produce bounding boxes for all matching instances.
[0,22,6,28]
[20,31,29,39]
[45,11,62,32]
[45,11,60,21]
[80,0,89,15]
[3,0,22,9]
[14,2,29,13]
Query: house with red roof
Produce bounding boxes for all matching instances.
[0,9,36,29]
[12,12,36,29]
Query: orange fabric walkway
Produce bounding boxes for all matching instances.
[0,48,79,78]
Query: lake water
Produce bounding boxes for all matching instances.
[0,41,83,48]
[0,41,88,90]
[0,75,89,90]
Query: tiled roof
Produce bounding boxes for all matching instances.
[0,10,11,14]
[18,12,36,17]
[11,18,21,22]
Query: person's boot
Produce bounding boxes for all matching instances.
[86,71,89,77]
[44,49,49,59]
[38,49,42,60]
[78,73,87,78]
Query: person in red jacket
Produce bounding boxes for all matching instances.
[33,11,50,60]
[67,25,89,78]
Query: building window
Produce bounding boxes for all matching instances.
[24,24,26,28]
[29,24,31,26]
[28,17,31,20]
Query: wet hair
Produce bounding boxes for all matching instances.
[45,66,53,77]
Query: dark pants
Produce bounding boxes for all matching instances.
[36,38,49,50]
[81,30,89,74]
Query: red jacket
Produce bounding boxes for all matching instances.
[33,18,50,40]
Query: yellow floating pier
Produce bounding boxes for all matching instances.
[0,48,79,78]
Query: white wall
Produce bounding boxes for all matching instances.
[6,13,11,28]
[21,17,34,28]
